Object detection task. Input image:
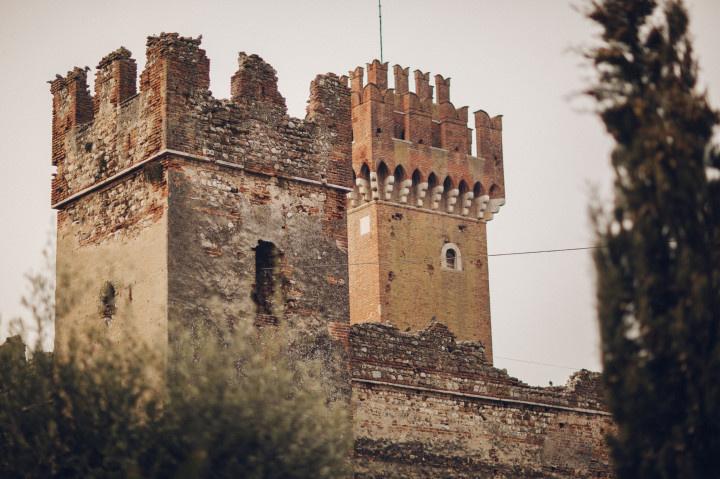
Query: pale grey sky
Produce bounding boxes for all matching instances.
[1,0,718,385]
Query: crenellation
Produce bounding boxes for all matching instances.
[50,33,610,479]
[50,67,93,166]
[94,47,137,115]
[366,60,388,90]
[413,69,432,101]
[231,52,286,112]
[392,65,409,94]
[434,74,451,103]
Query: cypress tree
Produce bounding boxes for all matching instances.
[586,0,720,477]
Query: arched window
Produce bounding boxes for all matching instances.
[393,165,406,202]
[441,243,462,271]
[409,169,423,206]
[426,173,438,209]
[445,248,457,269]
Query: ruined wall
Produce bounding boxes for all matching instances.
[52,34,353,375]
[54,172,168,361]
[51,41,176,354]
[332,323,613,479]
[147,38,353,371]
[167,160,349,343]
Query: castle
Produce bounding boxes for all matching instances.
[50,33,613,478]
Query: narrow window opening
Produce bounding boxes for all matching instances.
[445,248,457,269]
[252,240,283,323]
[441,243,462,271]
[100,281,117,325]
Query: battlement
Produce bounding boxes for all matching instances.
[349,61,471,131]
[49,33,352,207]
[348,60,506,221]
[231,52,287,115]
[345,322,613,477]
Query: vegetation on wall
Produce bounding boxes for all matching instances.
[0,325,351,479]
[0,251,351,479]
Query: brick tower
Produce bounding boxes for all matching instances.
[48,34,617,478]
[346,61,505,361]
[50,34,352,359]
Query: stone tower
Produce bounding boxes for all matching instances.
[50,34,352,357]
[49,34,616,478]
[346,60,505,361]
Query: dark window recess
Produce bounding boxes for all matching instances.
[100,281,117,324]
[252,240,284,322]
[445,248,457,269]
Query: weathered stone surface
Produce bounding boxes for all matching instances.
[346,60,505,362]
[50,32,612,478]
[343,323,613,478]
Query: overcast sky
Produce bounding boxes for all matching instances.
[1,0,718,385]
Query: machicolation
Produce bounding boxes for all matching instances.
[50,33,613,478]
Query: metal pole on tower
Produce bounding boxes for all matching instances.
[378,0,384,62]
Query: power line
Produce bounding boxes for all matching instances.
[255,244,601,271]
[494,355,588,371]
[488,245,600,257]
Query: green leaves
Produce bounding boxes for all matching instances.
[587,0,720,477]
[0,326,351,478]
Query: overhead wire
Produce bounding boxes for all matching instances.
[493,355,590,371]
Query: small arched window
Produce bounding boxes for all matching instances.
[441,243,462,271]
[445,248,457,269]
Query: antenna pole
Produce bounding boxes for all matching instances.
[378,0,384,62]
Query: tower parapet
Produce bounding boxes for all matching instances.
[348,60,505,221]
[49,34,352,209]
[51,33,353,365]
[346,61,507,359]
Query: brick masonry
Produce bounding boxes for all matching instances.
[329,322,613,478]
[346,60,505,361]
[51,33,613,478]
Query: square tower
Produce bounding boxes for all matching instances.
[50,34,353,360]
[346,61,505,361]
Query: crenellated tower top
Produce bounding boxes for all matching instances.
[348,60,505,221]
[346,60,508,357]
[48,33,353,207]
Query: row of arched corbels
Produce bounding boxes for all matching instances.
[347,162,505,221]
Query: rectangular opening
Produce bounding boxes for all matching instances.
[252,240,284,323]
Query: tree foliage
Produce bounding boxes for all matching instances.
[586,0,720,477]
[0,326,351,478]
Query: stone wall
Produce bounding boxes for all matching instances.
[166,160,350,357]
[54,170,168,360]
[329,323,613,478]
[51,31,613,478]
[52,34,353,372]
